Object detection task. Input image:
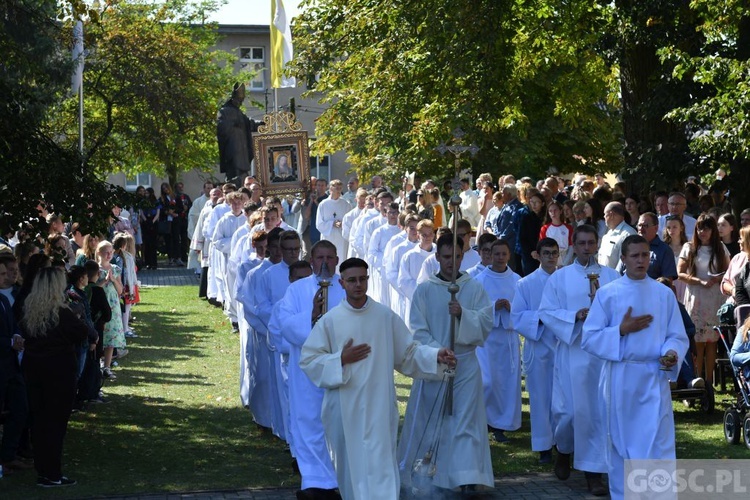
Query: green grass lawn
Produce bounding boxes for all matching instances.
[2,285,748,498]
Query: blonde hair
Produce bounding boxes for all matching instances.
[742,316,750,343]
[113,232,136,256]
[21,267,68,337]
[78,234,99,260]
[96,240,113,265]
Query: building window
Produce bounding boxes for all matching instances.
[309,155,331,181]
[125,173,151,191]
[240,46,265,91]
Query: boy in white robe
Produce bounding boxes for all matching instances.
[383,214,418,315]
[466,233,497,278]
[301,258,455,500]
[237,228,283,429]
[317,180,352,260]
[397,220,435,325]
[236,232,267,408]
[582,235,687,500]
[365,202,401,306]
[538,224,619,496]
[511,237,559,463]
[278,240,345,498]
[397,234,495,494]
[474,239,522,442]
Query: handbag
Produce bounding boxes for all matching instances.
[717,301,736,325]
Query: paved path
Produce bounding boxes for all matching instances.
[138,264,200,287]
[101,472,605,499]
[129,265,606,500]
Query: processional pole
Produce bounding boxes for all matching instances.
[434,128,480,416]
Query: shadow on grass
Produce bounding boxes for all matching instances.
[1,288,298,499]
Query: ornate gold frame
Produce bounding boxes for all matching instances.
[253,112,310,196]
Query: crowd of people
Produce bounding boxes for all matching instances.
[189,168,743,500]
[0,205,144,486]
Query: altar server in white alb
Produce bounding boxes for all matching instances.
[538,224,619,496]
[317,180,352,260]
[582,234,688,500]
[510,237,559,464]
[397,233,494,495]
[301,258,456,500]
[474,238,521,443]
[278,240,344,499]
[365,202,401,305]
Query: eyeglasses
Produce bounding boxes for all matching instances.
[343,276,369,284]
[636,223,653,228]
[540,250,560,257]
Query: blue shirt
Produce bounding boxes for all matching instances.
[616,235,677,280]
[493,198,522,249]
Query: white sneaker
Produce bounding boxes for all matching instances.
[690,377,706,389]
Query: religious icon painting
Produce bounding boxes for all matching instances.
[253,130,311,196]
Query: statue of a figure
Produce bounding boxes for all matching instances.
[216,83,257,183]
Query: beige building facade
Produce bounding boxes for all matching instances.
[107,24,352,200]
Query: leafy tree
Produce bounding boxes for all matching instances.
[50,0,249,185]
[290,0,622,183]
[662,0,750,213]
[1,0,128,236]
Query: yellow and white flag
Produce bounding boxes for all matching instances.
[270,0,295,88]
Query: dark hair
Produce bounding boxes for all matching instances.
[477,233,497,247]
[641,211,658,227]
[288,260,312,279]
[84,259,100,280]
[67,265,87,286]
[238,187,252,197]
[685,214,728,276]
[573,224,599,244]
[339,257,368,274]
[436,233,462,253]
[377,191,394,202]
[267,227,284,245]
[18,253,52,299]
[621,234,648,256]
[536,237,559,254]
[719,213,740,243]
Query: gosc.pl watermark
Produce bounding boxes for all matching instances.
[625,460,750,499]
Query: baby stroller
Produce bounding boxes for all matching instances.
[718,304,750,449]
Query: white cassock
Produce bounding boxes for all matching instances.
[538,260,619,473]
[256,261,294,440]
[317,197,351,259]
[511,267,556,452]
[466,263,486,278]
[582,275,688,500]
[227,224,250,303]
[382,232,410,315]
[279,275,345,490]
[362,215,386,266]
[474,266,522,431]
[351,208,380,258]
[237,258,273,427]
[235,256,266,407]
[187,194,208,269]
[301,298,446,500]
[269,300,294,453]
[397,273,494,490]
[190,202,215,268]
[366,223,400,306]
[213,211,246,323]
[206,203,230,301]
[342,206,364,258]
[397,245,435,326]
[459,190,480,227]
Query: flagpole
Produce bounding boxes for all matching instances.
[274,88,278,132]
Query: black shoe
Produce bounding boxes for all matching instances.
[37,476,77,487]
[539,449,553,464]
[554,449,571,480]
[492,429,509,443]
[585,472,608,496]
[291,458,300,475]
[231,322,239,333]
